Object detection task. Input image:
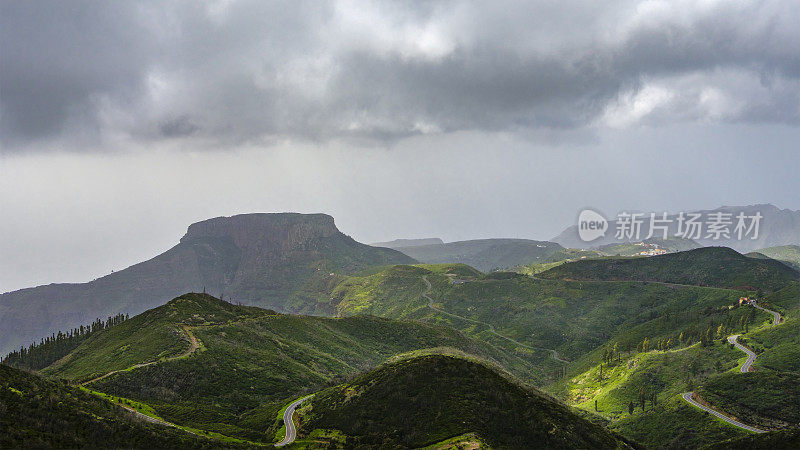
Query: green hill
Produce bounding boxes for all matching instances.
[558,338,760,448]
[0,364,227,448]
[0,213,415,356]
[298,353,636,449]
[598,238,700,257]
[333,265,748,362]
[701,427,800,450]
[748,245,800,271]
[41,293,539,441]
[42,293,272,381]
[391,238,564,272]
[539,247,799,291]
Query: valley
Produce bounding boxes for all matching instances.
[3,213,800,448]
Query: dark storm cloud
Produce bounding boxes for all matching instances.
[2,0,800,151]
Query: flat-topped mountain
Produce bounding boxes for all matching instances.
[0,213,414,355]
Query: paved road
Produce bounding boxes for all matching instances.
[276,395,313,447]
[681,392,765,433]
[682,304,782,433]
[728,334,757,373]
[421,276,568,364]
[753,304,781,326]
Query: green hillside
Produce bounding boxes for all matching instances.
[559,339,755,448]
[43,293,272,381]
[748,245,800,271]
[539,247,799,291]
[0,213,416,356]
[698,372,800,430]
[44,293,537,441]
[702,428,800,450]
[599,237,700,257]
[393,238,564,272]
[298,353,635,449]
[515,248,605,275]
[554,281,800,447]
[333,265,749,362]
[0,364,226,449]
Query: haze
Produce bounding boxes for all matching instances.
[2,1,800,293]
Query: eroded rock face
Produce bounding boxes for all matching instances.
[0,213,413,355]
[182,213,338,250]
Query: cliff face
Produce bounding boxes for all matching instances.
[0,213,415,355]
[182,213,338,250]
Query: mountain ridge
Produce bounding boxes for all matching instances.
[0,213,414,355]
[552,204,800,253]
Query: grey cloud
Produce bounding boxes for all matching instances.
[2,0,800,151]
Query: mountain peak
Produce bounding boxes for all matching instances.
[180,213,339,248]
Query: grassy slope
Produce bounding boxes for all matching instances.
[599,238,700,257]
[0,364,227,449]
[558,282,800,446]
[49,293,534,441]
[695,282,800,429]
[560,342,750,448]
[515,248,605,275]
[426,277,747,360]
[330,264,754,384]
[539,247,799,292]
[44,293,271,381]
[701,427,800,450]
[748,245,800,271]
[697,372,800,429]
[299,354,634,449]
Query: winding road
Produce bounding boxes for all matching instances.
[681,303,783,433]
[681,392,765,434]
[276,395,313,447]
[421,276,568,364]
[728,334,757,373]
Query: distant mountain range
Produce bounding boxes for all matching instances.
[552,204,800,253]
[372,237,444,248]
[379,238,564,272]
[0,213,413,355]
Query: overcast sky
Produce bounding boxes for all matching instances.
[2,0,800,293]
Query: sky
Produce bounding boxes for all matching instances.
[2,0,800,293]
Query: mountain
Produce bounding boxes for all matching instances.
[747,245,800,271]
[298,353,636,449]
[599,237,701,256]
[0,213,414,355]
[0,364,226,448]
[27,293,537,441]
[557,279,800,448]
[552,204,800,253]
[539,247,800,292]
[702,428,800,450]
[331,263,750,367]
[371,237,444,248]
[390,238,565,272]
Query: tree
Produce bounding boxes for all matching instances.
[628,401,635,415]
